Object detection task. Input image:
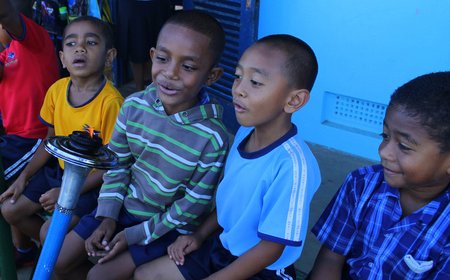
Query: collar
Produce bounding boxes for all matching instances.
[381,180,450,231]
[146,84,223,125]
[237,124,298,159]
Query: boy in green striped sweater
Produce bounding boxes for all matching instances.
[53,10,229,280]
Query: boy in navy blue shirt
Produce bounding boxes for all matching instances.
[310,72,450,279]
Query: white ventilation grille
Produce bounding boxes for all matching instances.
[322,92,387,137]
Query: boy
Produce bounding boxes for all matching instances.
[0,15,123,261]
[0,0,59,194]
[134,34,322,280]
[53,10,229,280]
[309,72,450,279]
[0,0,59,266]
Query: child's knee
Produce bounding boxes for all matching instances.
[86,266,102,280]
[134,265,162,280]
[134,266,146,280]
[54,251,75,275]
[39,220,50,244]
[1,200,21,224]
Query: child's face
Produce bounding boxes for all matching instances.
[59,21,114,79]
[232,44,294,128]
[379,106,450,194]
[150,23,220,115]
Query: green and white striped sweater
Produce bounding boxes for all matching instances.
[96,84,229,246]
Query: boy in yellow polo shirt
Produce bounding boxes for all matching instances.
[0,16,123,254]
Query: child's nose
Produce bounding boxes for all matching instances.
[75,44,86,53]
[163,63,179,79]
[232,80,246,98]
[378,140,394,161]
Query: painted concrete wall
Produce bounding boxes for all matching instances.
[258,0,449,160]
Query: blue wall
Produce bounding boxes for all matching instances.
[258,0,450,160]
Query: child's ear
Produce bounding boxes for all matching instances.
[59,51,66,69]
[205,67,224,86]
[284,89,310,113]
[149,48,156,63]
[105,48,117,68]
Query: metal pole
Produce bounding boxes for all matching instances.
[31,134,118,280]
[32,163,90,280]
[0,158,18,280]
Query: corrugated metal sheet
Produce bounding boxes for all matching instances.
[191,0,259,133]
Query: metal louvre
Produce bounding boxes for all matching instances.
[191,0,260,133]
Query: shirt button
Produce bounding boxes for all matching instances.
[368,262,374,268]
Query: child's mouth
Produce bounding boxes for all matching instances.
[233,100,246,113]
[158,83,177,96]
[72,58,86,67]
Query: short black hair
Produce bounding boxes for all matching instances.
[63,16,114,50]
[161,10,225,66]
[389,71,450,152]
[255,34,318,91]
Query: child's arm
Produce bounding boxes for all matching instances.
[0,0,24,38]
[0,127,53,203]
[39,169,106,212]
[208,240,285,280]
[122,139,228,248]
[96,106,134,220]
[309,245,346,280]
[79,169,106,195]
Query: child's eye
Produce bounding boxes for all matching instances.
[234,74,241,80]
[65,41,76,47]
[155,56,167,63]
[87,40,98,46]
[398,143,412,151]
[182,64,197,71]
[250,80,263,87]
[379,132,389,141]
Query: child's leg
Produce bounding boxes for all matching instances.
[11,225,38,267]
[54,209,106,279]
[130,61,150,91]
[39,220,49,244]
[12,225,35,250]
[39,215,81,244]
[86,229,181,280]
[2,158,61,241]
[134,255,184,280]
[54,230,92,280]
[86,251,136,280]
[1,195,44,241]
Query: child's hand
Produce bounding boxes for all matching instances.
[0,174,27,203]
[85,218,116,257]
[167,234,202,266]
[97,231,128,264]
[39,188,60,213]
